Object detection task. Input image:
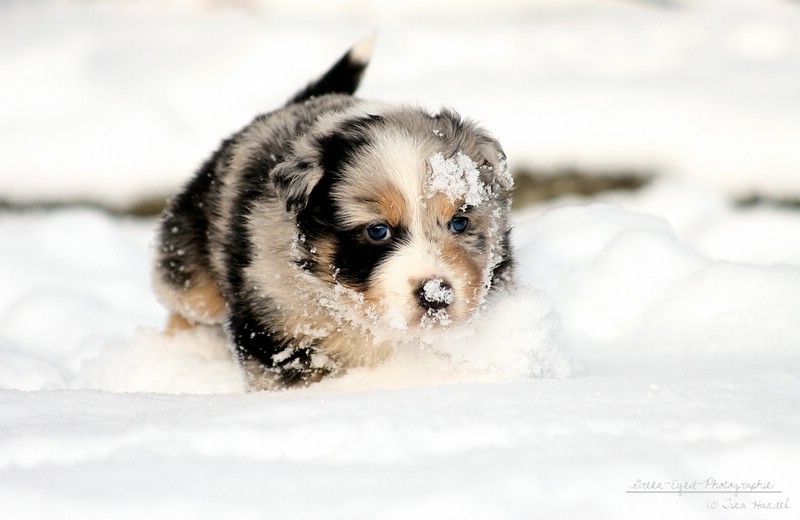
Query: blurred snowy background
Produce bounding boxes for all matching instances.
[1,1,800,519]
[2,0,800,209]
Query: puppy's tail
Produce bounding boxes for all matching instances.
[288,34,375,105]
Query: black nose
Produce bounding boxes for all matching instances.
[417,278,454,310]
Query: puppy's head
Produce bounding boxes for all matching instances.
[274,104,513,333]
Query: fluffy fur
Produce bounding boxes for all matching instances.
[153,37,514,389]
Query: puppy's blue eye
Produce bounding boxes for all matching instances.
[365,222,392,243]
[449,216,470,234]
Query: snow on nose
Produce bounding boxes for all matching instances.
[417,278,454,310]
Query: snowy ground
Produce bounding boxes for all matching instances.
[2,0,800,518]
[2,180,799,518]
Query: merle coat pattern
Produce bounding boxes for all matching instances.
[154,38,514,389]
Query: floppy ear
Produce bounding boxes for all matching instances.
[270,157,325,213]
[433,108,513,199]
[474,144,513,200]
[490,149,514,196]
[270,123,367,214]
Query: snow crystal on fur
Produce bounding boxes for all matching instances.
[427,151,490,206]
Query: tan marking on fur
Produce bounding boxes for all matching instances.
[335,182,409,229]
[426,192,461,224]
[425,194,489,314]
[319,328,393,368]
[441,240,485,313]
[373,184,407,228]
[310,241,338,284]
[166,313,194,335]
[361,283,386,309]
[174,272,227,325]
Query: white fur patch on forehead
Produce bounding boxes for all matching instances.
[370,131,427,198]
[426,151,491,207]
[335,130,427,225]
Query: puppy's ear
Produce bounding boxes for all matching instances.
[432,109,513,198]
[474,143,513,200]
[489,148,514,196]
[271,121,371,213]
[270,158,324,213]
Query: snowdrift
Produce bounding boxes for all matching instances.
[1,180,799,518]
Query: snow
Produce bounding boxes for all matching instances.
[2,0,800,518]
[421,278,455,306]
[418,279,456,328]
[2,178,800,517]
[427,151,489,206]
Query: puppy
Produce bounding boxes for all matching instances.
[153,36,514,389]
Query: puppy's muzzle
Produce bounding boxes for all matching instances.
[417,278,454,311]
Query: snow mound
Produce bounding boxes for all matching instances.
[71,283,571,394]
[0,210,572,394]
[3,185,800,394]
[72,326,248,394]
[515,201,800,368]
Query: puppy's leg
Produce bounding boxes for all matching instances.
[155,269,227,333]
[154,152,228,332]
[226,300,334,389]
[166,313,193,335]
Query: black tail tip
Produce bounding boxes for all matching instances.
[288,33,377,105]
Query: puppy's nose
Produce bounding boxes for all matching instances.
[417,278,454,310]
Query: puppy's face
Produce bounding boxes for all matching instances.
[278,106,513,334]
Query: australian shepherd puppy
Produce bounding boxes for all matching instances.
[153,37,514,389]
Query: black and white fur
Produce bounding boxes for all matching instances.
[153,37,514,389]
